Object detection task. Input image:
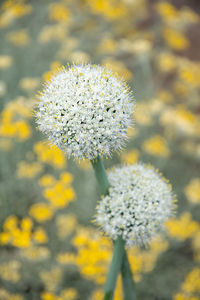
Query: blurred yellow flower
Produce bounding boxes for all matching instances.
[142,135,170,157]
[121,149,139,164]
[38,174,56,187]
[40,268,62,293]
[102,58,133,81]
[157,52,177,72]
[33,228,48,244]
[43,183,75,208]
[6,29,30,46]
[0,55,13,69]
[17,161,43,178]
[156,2,178,22]
[56,214,77,239]
[60,288,77,300]
[49,3,71,23]
[163,28,189,50]
[34,141,66,169]
[42,61,62,82]
[19,77,40,92]
[29,203,53,222]
[166,213,200,241]
[0,261,21,283]
[185,178,200,204]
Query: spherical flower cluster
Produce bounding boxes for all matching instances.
[36,64,134,160]
[96,163,176,247]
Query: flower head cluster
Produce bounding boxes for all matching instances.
[36,64,134,160]
[96,163,175,247]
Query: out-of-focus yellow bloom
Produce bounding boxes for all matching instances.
[60,172,73,184]
[17,161,43,178]
[38,25,67,44]
[69,51,90,64]
[0,0,32,28]
[185,178,200,204]
[135,103,153,126]
[173,81,189,98]
[121,149,139,164]
[173,268,200,300]
[102,58,133,81]
[56,214,77,239]
[19,77,40,92]
[163,28,189,50]
[97,37,117,54]
[142,135,170,157]
[157,90,173,103]
[29,203,53,222]
[166,213,200,241]
[40,268,62,293]
[87,0,128,20]
[157,52,177,72]
[0,261,21,283]
[33,228,48,244]
[0,55,13,69]
[34,141,66,168]
[49,3,71,23]
[178,61,200,88]
[38,174,56,187]
[42,61,62,82]
[43,182,75,208]
[21,246,50,261]
[60,288,78,300]
[72,227,168,285]
[6,29,30,46]
[56,252,77,265]
[0,289,24,300]
[41,292,62,300]
[155,2,178,22]
[160,106,199,136]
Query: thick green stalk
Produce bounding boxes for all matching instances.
[121,250,137,300]
[104,237,125,300]
[91,156,136,300]
[91,156,110,196]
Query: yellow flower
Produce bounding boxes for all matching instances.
[16,161,43,178]
[6,29,30,46]
[185,178,200,204]
[56,214,77,239]
[29,203,53,222]
[0,55,13,69]
[155,2,178,22]
[38,174,56,187]
[34,141,66,168]
[163,28,189,50]
[42,61,62,82]
[142,135,170,157]
[56,252,77,264]
[61,288,78,300]
[157,52,177,73]
[102,58,133,81]
[0,261,21,283]
[19,77,40,92]
[49,3,71,23]
[120,149,139,164]
[40,268,62,292]
[44,183,75,208]
[166,213,200,241]
[33,228,48,244]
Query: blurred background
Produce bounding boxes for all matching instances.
[0,0,200,299]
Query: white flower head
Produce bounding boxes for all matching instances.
[96,163,176,247]
[36,64,134,160]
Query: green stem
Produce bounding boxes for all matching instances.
[91,156,110,196]
[91,156,136,300]
[121,250,136,300]
[104,237,125,300]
